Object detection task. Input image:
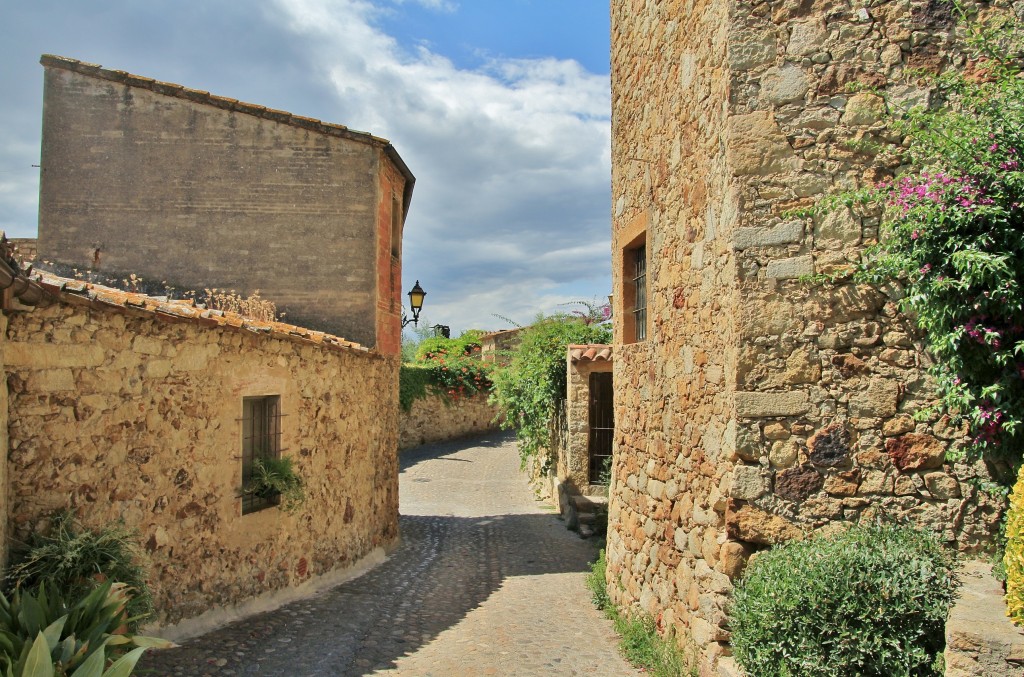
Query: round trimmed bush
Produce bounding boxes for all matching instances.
[729,523,958,677]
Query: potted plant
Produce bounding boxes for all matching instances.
[244,456,305,512]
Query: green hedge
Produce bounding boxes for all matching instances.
[730,523,958,677]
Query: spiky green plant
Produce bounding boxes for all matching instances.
[0,582,172,677]
[246,456,305,512]
[5,514,152,629]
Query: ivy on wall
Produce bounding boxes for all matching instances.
[399,332,494,412]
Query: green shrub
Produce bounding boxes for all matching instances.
[586,550,611,611]
[414,330,484,363]
[730,523,959,677]
[5,513,153,629]
[0,581,172,677]
[400,330,495,412]
[1005,463,1024,624]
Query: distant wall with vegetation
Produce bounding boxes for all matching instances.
[398,333,499,450]
[399,393,502,450]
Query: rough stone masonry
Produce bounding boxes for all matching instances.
[607,0,1013,670]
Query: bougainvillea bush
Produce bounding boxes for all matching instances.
[851,16,1024,467]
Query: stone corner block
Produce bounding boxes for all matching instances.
[735,391,811,418]
[728,111,799,176]
[733,221,805,250]
[765,255,815,280]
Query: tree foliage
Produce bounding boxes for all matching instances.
[490,314,611,466]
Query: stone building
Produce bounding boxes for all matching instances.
[36,55,414,353]
[607,0,1004,670]
[479,328,524,364]
[549,345,615,533]
[0,254,399,634]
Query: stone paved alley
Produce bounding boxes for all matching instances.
[139,433,639,676]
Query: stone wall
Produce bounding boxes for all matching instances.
[9,239,37,263]
[0,312,7,571]
[398,393,502,450]
[4,288,399,629]
[609,0,740,666]
[608,0,1006,669]
[36,55,412,352]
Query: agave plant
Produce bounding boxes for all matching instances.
[0,583,172,677]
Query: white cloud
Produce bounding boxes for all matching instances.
[274,0,611,333]
[0,0,610,334]
[391,0,457,12]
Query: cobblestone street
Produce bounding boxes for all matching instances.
[139,433,638,676]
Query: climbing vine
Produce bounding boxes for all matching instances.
[845,13,1024,469]
[490,314,611,466]
[399,331,494,411]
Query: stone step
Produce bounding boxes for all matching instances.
[581,483,611,497]
[572,493,608,514]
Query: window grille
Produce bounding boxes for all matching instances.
[633,244,647,342]
[241,395,283,515]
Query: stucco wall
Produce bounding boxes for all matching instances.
[36,57,409,351]
[5,299,399,628]
[608,0,1004,669]
[399,393,501,450]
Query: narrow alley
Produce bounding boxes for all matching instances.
[139,433,638,676]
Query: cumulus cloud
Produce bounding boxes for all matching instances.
[273,0,612,332]
[1,0,611,334]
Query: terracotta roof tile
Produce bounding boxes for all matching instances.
[568,344,613,363]
[32,270,373,356]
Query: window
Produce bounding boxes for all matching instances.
[390,196,402,259]
[617,210,648,344]
[241,395,282,515]
[632,244,647,342]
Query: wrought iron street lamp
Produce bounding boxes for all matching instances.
[402,280,426,327]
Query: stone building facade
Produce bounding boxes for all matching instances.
[2,268,399,632]
[608,0,1006,669]
[560,345,614,494]
[36,55,414,353]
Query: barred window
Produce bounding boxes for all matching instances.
[241,395,283,515]
[632,244,647,342]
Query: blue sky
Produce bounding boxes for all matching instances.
[0,0,611,334]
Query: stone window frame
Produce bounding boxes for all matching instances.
[240,394,284,515]
[618,225,649,344]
